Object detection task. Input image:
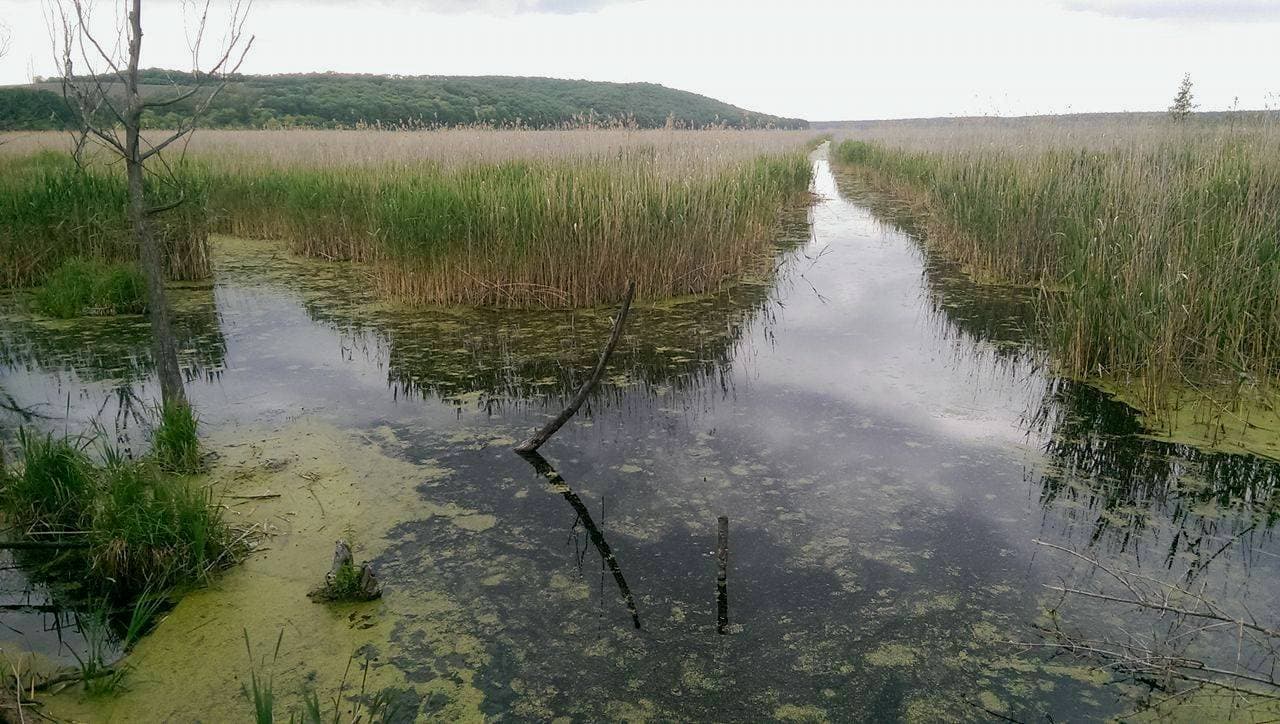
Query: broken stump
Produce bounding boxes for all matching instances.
[308,539,383,602]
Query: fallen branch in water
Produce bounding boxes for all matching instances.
[1019,538,1280,714]
[514,280,635,453]
[516,450,640,629]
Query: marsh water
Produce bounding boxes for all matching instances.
[2,149,1279,721]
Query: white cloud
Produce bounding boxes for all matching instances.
[3,0,1278,119]
[1062,0,1280,21]
[269,0,642,13]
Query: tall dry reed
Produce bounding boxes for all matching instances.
[2,129,814,306]
[831,115,1280,408]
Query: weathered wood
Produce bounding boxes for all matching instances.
[514,281,635,453]
[716,515,729,635]
[309,538,382,602]
[326,539,354,586]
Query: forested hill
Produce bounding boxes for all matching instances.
[1,72,808,130]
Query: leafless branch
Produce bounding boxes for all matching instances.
[50,0,255,170]
[1023,538,1280,712]
[44,0,253,409]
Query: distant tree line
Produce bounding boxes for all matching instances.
[1,71,809,131]
[0,87,79,130]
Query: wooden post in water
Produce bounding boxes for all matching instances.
[716,515,729,635]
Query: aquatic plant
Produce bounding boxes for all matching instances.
[2,129,813,307]
[194,142,812,307]
[33,257,148,318]
[243,630,283,724]
[1,429,95,530]
[1,425,230,597]
[241,630,411,723]
[830,117,1280,412]
[0,151,209,289]
[90,450,228,591]
[151,401,201,474]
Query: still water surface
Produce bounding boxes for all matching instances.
[2,150,1278,721]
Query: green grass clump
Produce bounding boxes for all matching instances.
[33,257,148,318]
[152,401,201,474]
[1,429,96,530]
[831,121,1280,410]
[1,413,227,597]
[91,450,226,590]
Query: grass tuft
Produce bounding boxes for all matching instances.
[152,401,201,474]
[1,408,228,599]
[1,429,95,530]
[91,450,227,591]
[33,257,148,319]
[831,118,1280,410]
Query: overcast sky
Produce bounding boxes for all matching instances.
[1,0,1277,120]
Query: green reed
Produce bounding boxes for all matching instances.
[0,151,209,289]
[195,148,812,307]
[2,132,812,307]
[831,122,1280,408]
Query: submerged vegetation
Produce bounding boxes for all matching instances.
[831,117,1280,417]
[1,130,814,307]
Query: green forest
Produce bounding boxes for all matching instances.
[1,71,808,130]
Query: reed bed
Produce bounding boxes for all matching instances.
[0,151,209,288]
[831,116,1280,407]
[1,129,814,306]
[2,128,814,168]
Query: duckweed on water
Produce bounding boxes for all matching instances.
[46,419,488,722]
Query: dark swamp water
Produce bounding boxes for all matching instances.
[2,150,1279,721]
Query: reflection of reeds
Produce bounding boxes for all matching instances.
[0,283,227,384]
[830,117,1280,410]
[1029,379,1280,554]
[1,130,813,307]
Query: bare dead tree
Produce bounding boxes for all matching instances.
[1014,539,1280,717]
[0,22,11,60]
[49,0,253,408]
